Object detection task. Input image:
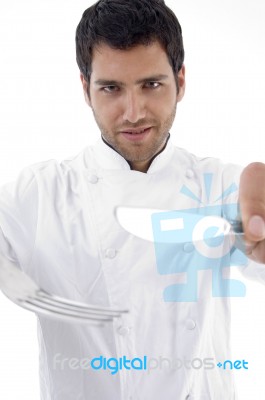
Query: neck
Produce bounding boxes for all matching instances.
[101,133,170,173]
[128,134,170,173]
[128,160,151,173]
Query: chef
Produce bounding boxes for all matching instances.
[0,0,265,399]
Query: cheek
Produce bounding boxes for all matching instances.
[90,95,113,119]
[104,104,121,121]
[167,86,178,104]
[94,102,121,126]
[152,90,177,115]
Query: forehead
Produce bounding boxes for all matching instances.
[90,41,174,82]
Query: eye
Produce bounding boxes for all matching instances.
[144,81,161,89]
[101,85,119,93]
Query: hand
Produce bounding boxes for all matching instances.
[239,162,265,263]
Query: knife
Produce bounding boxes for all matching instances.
[115,206,244,244]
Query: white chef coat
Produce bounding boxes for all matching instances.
[0,137,264,400]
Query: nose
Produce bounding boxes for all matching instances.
[122,91,146,123]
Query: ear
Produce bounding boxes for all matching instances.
[80,74,91,107]
[176,64,186,102]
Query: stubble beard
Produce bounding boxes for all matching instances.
[91,104,177,163]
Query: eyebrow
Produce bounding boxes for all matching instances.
[94,74,169,86]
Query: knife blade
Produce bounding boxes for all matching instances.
[115,206,243,244]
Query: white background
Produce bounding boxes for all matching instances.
[0,0,265,398]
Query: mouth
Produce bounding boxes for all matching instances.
[120,127,152,141]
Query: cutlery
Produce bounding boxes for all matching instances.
[0,254,128,325]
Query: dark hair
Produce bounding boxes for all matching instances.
[75,0,184,82]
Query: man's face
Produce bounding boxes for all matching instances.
[81,41,185,172]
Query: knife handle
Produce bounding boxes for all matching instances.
[229,219,244,234]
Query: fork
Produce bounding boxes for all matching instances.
[0,254,128,325]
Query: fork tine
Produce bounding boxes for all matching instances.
[37,290,128,316]
[18,298,114,324]
[29,299,113,319]
[0,256,128,323]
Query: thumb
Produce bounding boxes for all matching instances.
[239,162,265,242]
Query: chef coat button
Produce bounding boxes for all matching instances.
[105,248,116,259]
[183,243,194,253]
[117,326,130,336]
[186,319,196,330]
[186,169,194,178]
[87,174,98,184]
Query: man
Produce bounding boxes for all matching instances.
[0,0,265,399]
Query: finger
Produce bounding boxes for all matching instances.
[239,162,265,242]
[246,240,265,264]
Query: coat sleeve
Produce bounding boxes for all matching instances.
[0,167,38,270]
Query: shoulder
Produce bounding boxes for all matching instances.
[0,146,90,201]
[172,145,243,180]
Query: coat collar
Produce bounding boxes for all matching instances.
[90,134,174,174]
